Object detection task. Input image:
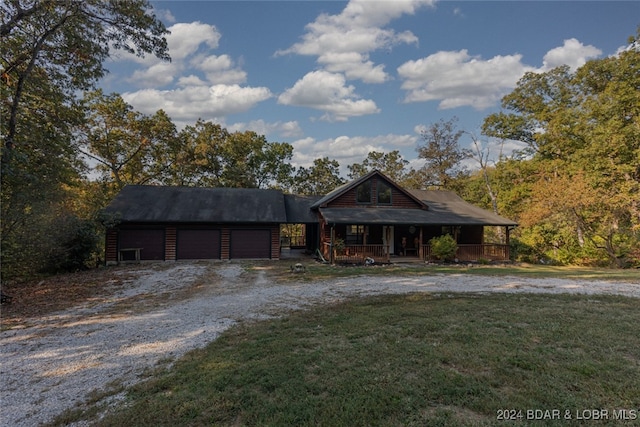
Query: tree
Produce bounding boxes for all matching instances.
[1,0,169,155]
[1,0,169,278]
[468,134,503,216]
[347,150,409,182]
[219,132,295,189]
[416,117,471,191]
[292,157,345,195]
[169,121,295,189]
[481,30,640,267]
[78,90,178,193]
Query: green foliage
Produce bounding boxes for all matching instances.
[429,234,458,261]
[292,157,345,195]
[347,150,410,181]
[44,215,101,274]
[416,117,471,192]
[480,31,640,267]
[162,119,295,189]
[1,0,169,280]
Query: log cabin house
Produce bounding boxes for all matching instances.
[103,170,517,264]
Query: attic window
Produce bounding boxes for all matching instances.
[377,181,392,204]
[356,181,372,203]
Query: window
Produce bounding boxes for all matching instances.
[346,225,366,244]
[377,181,392,204]
[356,181,371,203]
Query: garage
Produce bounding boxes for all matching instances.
[230,229,271,259]
[177,229,221,260]
[119,229,165,260]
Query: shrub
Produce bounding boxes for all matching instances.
[429,234,457,261]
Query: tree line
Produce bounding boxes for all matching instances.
[2,2,638,279]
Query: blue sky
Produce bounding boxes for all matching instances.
[101,1,639,175]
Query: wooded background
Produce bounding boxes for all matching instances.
[2,2,638,279]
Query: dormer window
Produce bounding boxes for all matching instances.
[356,181,372,203]
[377,181,392,204]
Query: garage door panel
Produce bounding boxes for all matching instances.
[230,229,271,259]
[177,229,221,259]
[119,229,164,260]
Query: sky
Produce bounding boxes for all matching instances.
[100,0,639,175]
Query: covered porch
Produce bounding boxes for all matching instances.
[325,223,513,265]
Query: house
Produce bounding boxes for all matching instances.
[102,170,517,264]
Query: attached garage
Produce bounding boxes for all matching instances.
[177,228,221,260]
[103,186,287,264]
[230,229,271,259]
[118,228,164,261]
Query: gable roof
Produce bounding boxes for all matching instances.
[103,185,287,223]
[408,189,517,226]
[310,170,426,209]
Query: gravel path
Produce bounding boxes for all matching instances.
[1,263,638,426]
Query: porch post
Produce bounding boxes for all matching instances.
[330,225,335,264]
[419,226,423,259]
[505,226,511,260]
[385,226,391,262]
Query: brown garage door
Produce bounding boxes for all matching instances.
[230,229,271,259]
[177,229,221,259]
[119,229,165,260]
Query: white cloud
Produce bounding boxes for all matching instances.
[167,22,221,61]
[541,38,601,71]
[291,133,418,174]
[177,75,208,87]
[397,38,603,110]
[278,70,379,121]
[398,50,533,109]
[195,54,247,84]
[119,22,228,87]
[122,85,272,121]
[155,8,176,24]
[276,0,433,83]
[227,120,303,138]
[111,21,271,123]
[129,62,177,87]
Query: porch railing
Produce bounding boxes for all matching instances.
[326,243,510,264]
[334,244,389,263]
[422,244,510,262]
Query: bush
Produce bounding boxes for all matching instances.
[429,234,457,261]
[44,215,101,273]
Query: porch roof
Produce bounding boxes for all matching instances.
[319,204,517,226]
[408,190,517,226]
[318,208,445,225]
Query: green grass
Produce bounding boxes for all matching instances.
[273,260,640,283]
[61,293,640,427]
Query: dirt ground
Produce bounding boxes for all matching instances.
[2,266,146,329]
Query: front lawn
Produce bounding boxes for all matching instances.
[59,292,640,426]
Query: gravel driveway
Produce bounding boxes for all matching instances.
[2,262,638,427]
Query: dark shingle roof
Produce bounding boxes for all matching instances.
[103,185,517,227]
[103,185,287,223]
[319,208,440,225]
[408,189,517,226]
[284,194,322,223]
